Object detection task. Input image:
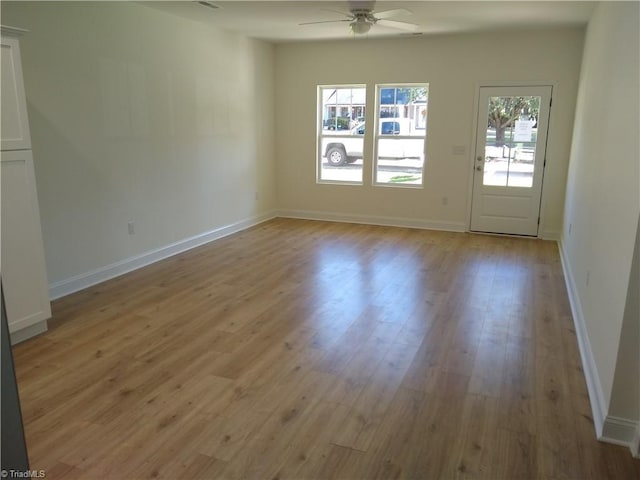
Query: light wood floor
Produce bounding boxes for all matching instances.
[13,218,640,479]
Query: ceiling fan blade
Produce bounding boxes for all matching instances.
[374,8,413,20]
[320,8,354,18]
[299,8,354,26]
[299,19,351,26]
[376,19,420,31]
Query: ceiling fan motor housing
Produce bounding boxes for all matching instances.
[351,9,377,24]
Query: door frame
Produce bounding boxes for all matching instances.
[466,81,556,237]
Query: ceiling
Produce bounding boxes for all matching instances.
[143,1,595,42]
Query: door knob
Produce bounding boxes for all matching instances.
[476,166,483,171]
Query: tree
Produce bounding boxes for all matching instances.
[488,96,540,146]
[380,87,428,105]
[402,86,428,103]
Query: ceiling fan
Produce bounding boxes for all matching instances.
[299,6,419,35]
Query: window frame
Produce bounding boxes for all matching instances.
[316,84,367,185]
[373,83,429,188]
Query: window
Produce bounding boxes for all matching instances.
[316,83,429,186]
[317,85,366,184]
[374,85,428,186]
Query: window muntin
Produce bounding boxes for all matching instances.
[374,85,428,186]
[317,86,366,184]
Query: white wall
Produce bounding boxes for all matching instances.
[561,1,640,443]
[1,1,277,295]
[610,213,639,425]
[274,29,584,236]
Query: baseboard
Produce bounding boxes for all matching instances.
[559,240,640,455]
[49,211,277,300]
[632,423,640,458]
[539,229,560,241]
[9,320,48,345]
[601,416,640,449]
[277,209,467,233]
[558,240,607,438]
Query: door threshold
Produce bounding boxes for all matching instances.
[469,230,540,239]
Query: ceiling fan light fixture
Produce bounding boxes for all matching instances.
[350,18,372,35]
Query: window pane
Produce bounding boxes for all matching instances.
[376,138,424,184]
[483,95,539,188]
[375,85,428,186]
[318,86,366,183]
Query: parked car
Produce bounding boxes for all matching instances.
[322,119,424,166]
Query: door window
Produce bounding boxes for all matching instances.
[483,96,541,188]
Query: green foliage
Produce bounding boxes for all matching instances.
[488,96,539,128]
[389,174,421,183]
[397,87,428,103]
[488,96,540,145]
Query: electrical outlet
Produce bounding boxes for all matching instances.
[128,221,135,235]
[442,196,448,206]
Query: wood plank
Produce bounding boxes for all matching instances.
[9,218,638,479]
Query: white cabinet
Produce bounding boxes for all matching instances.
[1,26,51,343]
[1,29,31,151]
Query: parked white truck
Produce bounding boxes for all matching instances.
[322,119,424,166]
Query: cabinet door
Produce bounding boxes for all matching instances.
[1,35,31,151]
[1,150,51,332]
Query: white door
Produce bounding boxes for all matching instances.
[470,86,552,236]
